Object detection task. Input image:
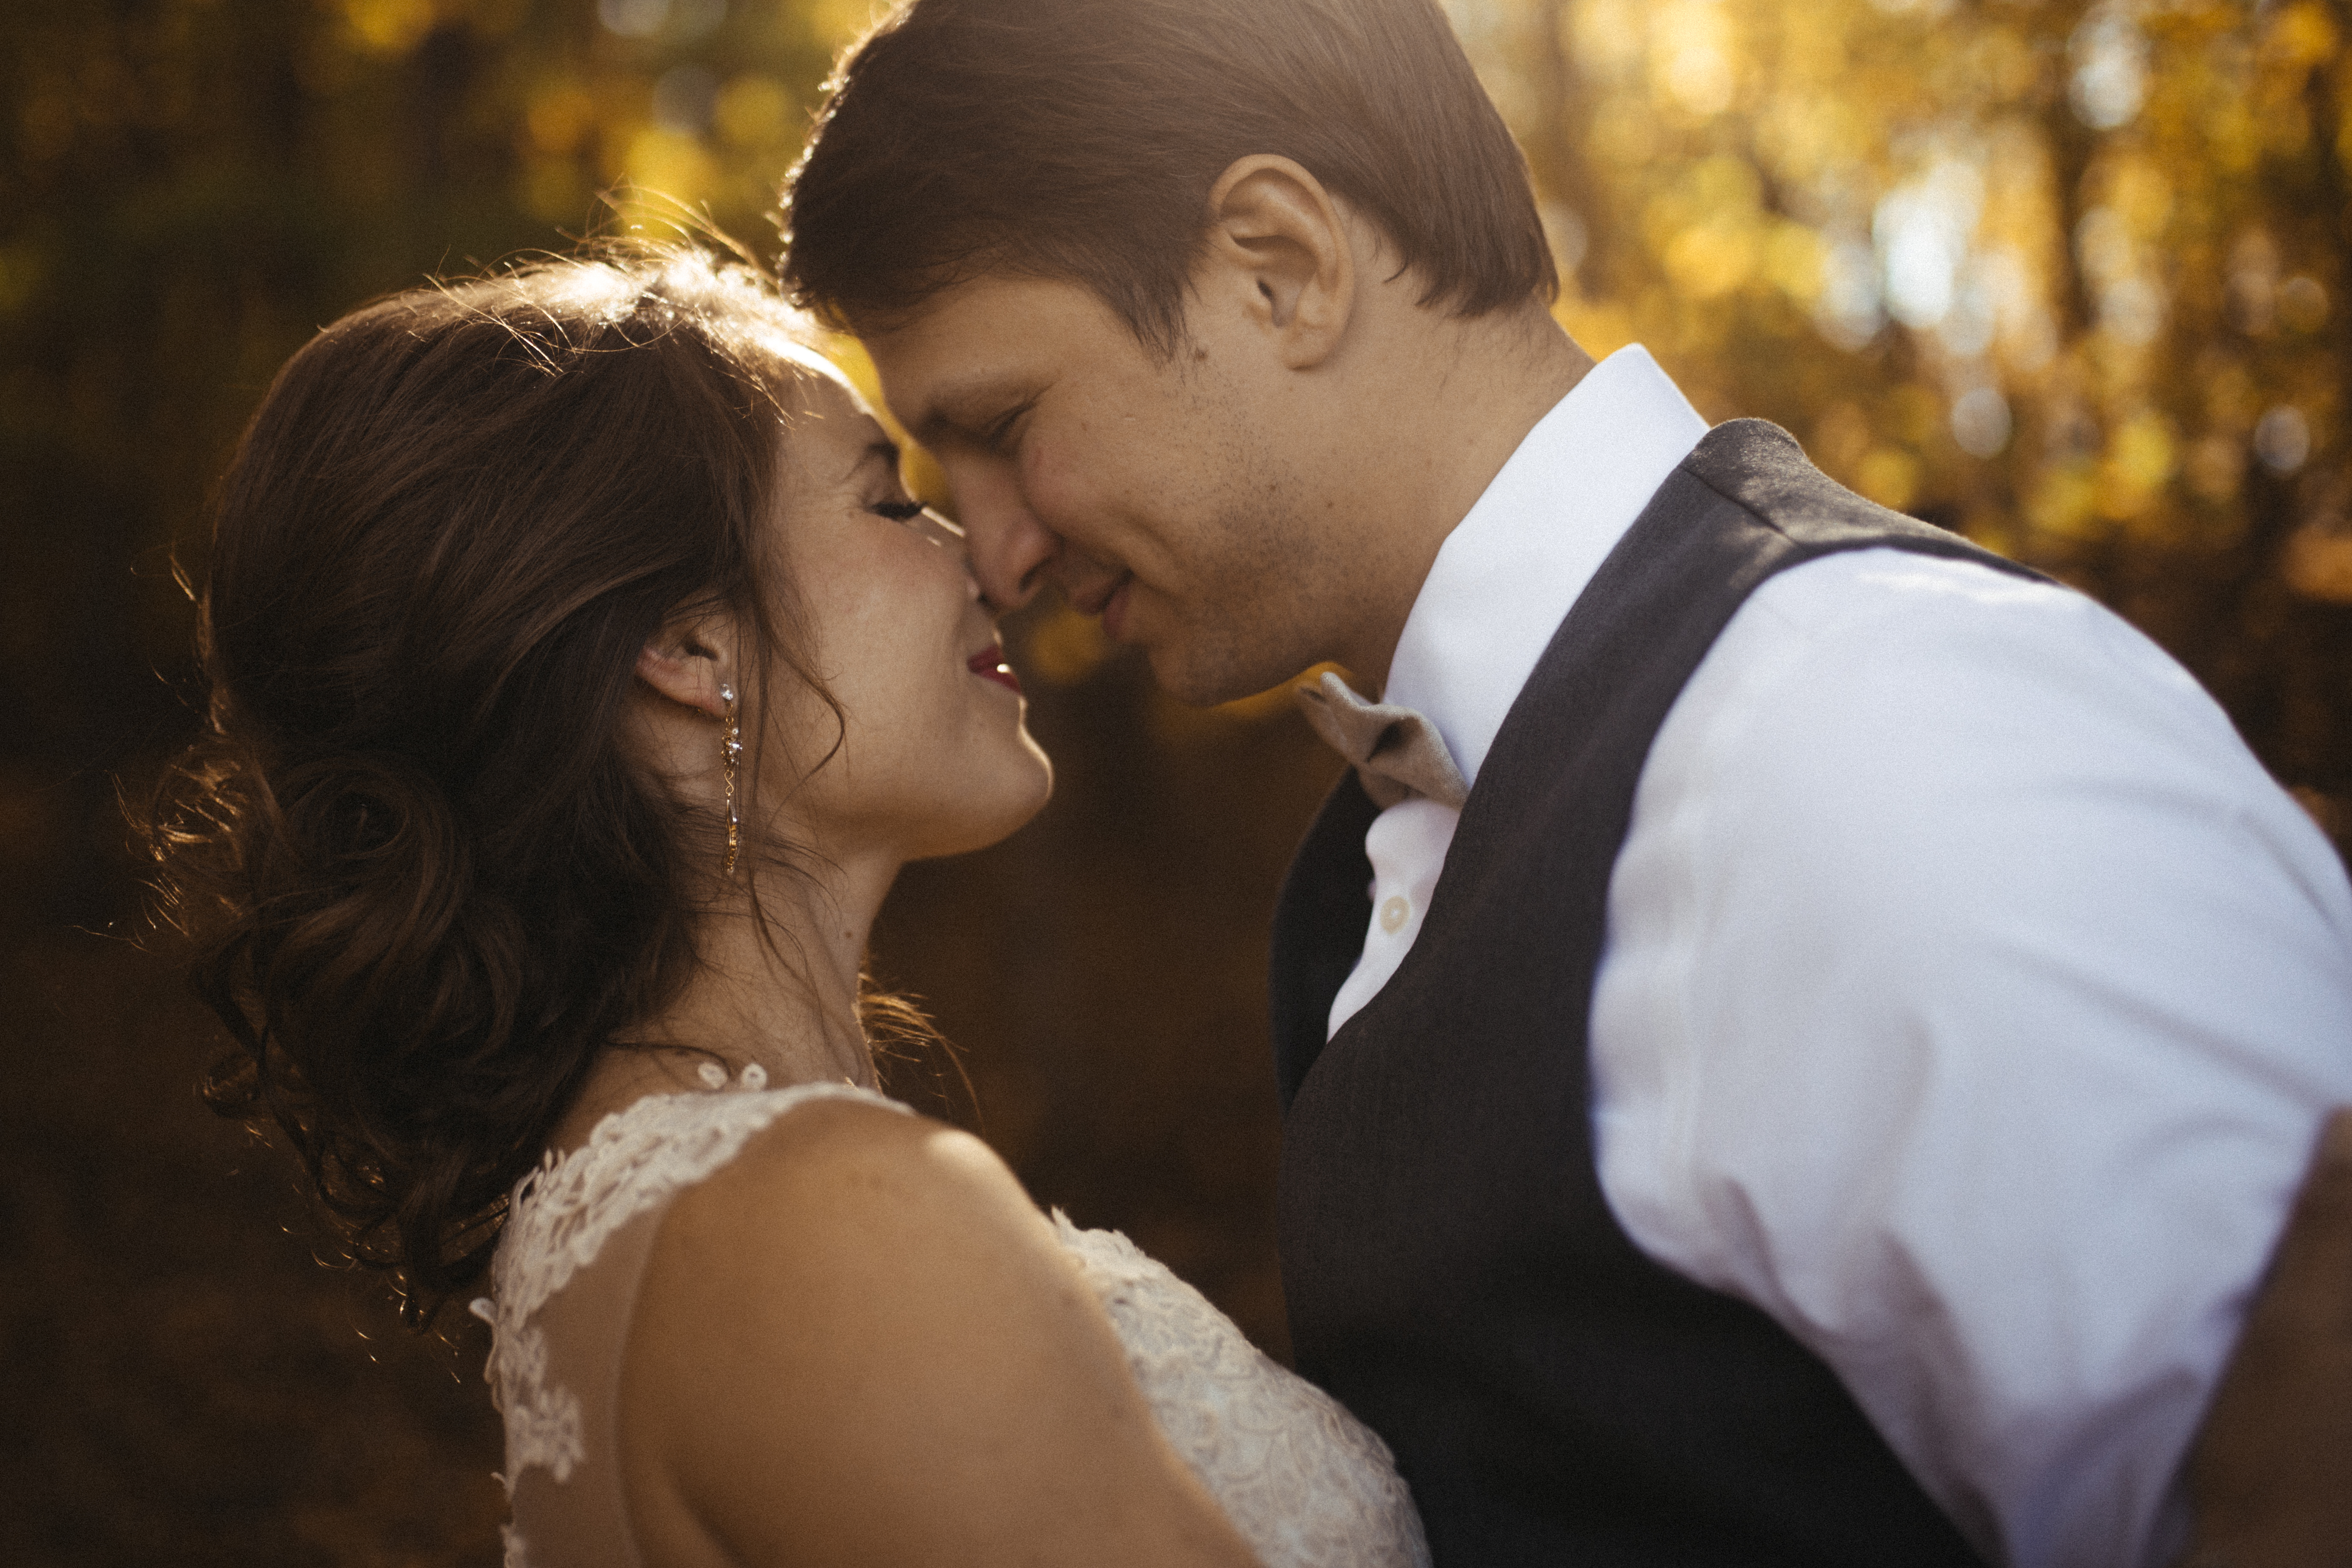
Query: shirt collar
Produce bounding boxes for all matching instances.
[1381,344,1710,788]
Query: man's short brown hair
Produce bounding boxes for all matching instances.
[780,0,1556,354]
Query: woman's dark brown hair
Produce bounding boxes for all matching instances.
[150,246,842,1325]
[780,0,1557,354]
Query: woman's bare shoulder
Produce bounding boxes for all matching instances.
[656,1091,1045,1275]
[615,1091,1258,1568]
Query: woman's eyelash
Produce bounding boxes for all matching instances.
[873,500,926,521]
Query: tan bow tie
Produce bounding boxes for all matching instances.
[1294,671,1470,811]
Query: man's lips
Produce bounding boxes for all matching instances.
[967,643,1021,694]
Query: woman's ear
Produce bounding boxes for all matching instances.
[636,613,739,718]
[1201,154,1358,371]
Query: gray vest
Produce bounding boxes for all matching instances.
[1272,420,2033,1565]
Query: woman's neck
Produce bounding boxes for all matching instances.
[552,848,896,1153]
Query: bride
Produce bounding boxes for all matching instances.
[151,243,1426,1568]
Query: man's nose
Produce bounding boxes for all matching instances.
[950,466,1059,613]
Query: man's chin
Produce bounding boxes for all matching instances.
[1145,639,1305,710]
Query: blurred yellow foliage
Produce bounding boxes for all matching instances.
[2285,525,2352,602]
[526,85,596,157]
[715,74,796,150]
[1435,0,2352,653]
[1855,449,1921,512]
[343,0,438,56]
[621,127,719,207]
[808,0,894,50]
[2268,1,2339,70]
[12,0,2352,756]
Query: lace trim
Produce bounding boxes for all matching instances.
[477,1080,1427,1568]
[474,1079,905,1493]
[1051,1216,1431,1568]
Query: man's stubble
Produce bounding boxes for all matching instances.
[1146,401,1376,709]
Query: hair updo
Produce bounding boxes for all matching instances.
[150,245,843,1325]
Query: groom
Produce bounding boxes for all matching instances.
[781,0,2352,1561]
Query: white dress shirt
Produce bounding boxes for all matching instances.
[1325,345,2352,1568]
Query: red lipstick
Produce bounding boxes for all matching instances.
[967,643,1022,693]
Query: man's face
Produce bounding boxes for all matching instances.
[861,272,1344,706]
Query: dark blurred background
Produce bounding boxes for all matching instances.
[7,0,2352,1562]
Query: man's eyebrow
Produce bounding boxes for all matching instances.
[907,371,1025,444]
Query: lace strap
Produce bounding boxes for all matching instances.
[488,1078,908,1321]
[473,1079,907,1496]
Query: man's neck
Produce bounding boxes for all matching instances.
[1330,308,1593,694]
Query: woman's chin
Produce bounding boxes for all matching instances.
[918,750,1053,861]
[992,749,1056,841]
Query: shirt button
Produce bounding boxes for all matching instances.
[1379,894,1410,934]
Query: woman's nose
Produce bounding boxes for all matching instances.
[916,509,988,604]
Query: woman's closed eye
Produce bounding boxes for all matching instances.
[872,500,926,522]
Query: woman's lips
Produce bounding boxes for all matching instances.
[967,644,1022,694]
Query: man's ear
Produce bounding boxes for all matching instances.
[636,614,738,718]
[1201,155,1357,371]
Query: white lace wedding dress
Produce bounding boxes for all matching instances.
[472,1074,1429,1568]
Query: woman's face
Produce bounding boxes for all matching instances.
[758,370,1052,864]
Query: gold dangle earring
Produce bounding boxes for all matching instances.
[718,683,742,877]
